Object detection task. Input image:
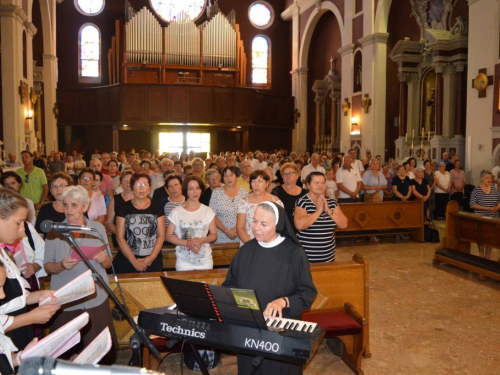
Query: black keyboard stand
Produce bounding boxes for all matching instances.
[250,356,264,375]
[188,342,210,375]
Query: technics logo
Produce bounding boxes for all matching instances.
[160,322,206,339]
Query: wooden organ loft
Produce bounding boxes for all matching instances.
[107,1,247,87]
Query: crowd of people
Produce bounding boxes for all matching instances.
[0,145,498,373]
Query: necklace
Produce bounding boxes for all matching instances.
[132,199,150,210]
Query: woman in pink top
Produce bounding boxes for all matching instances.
[450,160,466,204]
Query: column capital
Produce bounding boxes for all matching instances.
[453,61,467,72]
[397,72,411,83]
[42,54,58,62]
[26,22,37,37]
[0,4,27,24]
[338,43,355,57]
[358,33,389,47]
[444,64,456,76]
[435,63,446,74]
[290,67,308,77]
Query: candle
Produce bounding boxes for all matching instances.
[428,131,430,141]
[412,129,414,139]
[421,128,424,137]
[405,132,408,142]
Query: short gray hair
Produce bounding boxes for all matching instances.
[206,168,220,179]
[62,185,90,207]
[415,167,424,174]
[479,170,492,179]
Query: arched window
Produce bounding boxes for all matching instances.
[75,0,104,15]
[150,0,205,22]
[252,36,270,86]
[248,2,274,29]
[79,24,101,83]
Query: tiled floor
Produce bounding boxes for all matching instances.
[116,222,500,374]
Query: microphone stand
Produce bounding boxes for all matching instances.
[62,232,161,366]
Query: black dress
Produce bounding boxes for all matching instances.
[271,186,308,233]
[35,203,66,233]
[222,238,317,375]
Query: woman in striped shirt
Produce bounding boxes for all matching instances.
[294,172,348,262]
[470,170,500,259]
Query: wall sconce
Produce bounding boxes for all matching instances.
[26,109,33,120]
[351,116,360,135]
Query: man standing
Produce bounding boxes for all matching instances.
[215,156,227,173]
[89,158,114,196]
[225,153,241,176]
[439,151,450,166]
[336,155,362,203]
[270,154,279,173]
[48,153,66,174]
[16,151,48,210]
[348,148,364,173]
[236,160,253,192]
[301,153,325,183]
[32,150,46,170]
[151,158,174,194]
[252,152,268,171]
[121,152,136,170]
[6,153,22,168]
[446,155,460,172]
[100,152,111,174]
[74,153,86,175]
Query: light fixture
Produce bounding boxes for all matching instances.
[26,109,33,120]
[122,124,128,127]
[350,116,360,135]
[237,126,241,129]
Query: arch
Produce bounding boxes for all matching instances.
[374,0,393,33]
[299,2,345,69]
[353,48,362,93]
[38,0,55,56]
[79,23,101,83]
[492,142,500,166]
[252,34,271,86]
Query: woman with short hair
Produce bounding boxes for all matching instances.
[423,159,436,220]
[1,172,36,225]
[113,173,165,273]
[166,176,217,271]
[161,175,185,244]
[411,167,431,215]
[434,162,451,220]
[107,170,134,249]
[78,168,106,225]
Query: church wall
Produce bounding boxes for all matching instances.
[248,128,292,152]
[352,14,363,50]
[31,0,43,67]
[306,11,342,152]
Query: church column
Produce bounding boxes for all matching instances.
[454,62,466,136]
[406,73,420,140]
[42,54,58,152]
[443,64,456,138]
[434,63,445,136]
[331,93,339,143]
[291,68,308,152]
[315,98,321,145]
[397,73,408,137]
[338,43,355,152]
[0,4,26,156]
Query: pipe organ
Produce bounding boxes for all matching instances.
[116,5,247,86]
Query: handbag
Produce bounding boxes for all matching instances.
[364,174,381,202]
[424,219,440,243]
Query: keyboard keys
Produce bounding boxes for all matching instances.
[266,318,317,333]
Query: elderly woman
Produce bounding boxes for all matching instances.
[78,168,106,224]
[411,167,431,215]
[392,165,412,202]
[361,159,387,203]
[107,170,134,249]
[209,166,248,244]
[223,201,317,375]
[450,160,466,204]
[44,186,116,359]
[35,172,73,234]
[0,189,60,359]
[470,170,500,259]
[166,176,217,271]
[295,172,348,262]
[161,175,185,246]
[422,159,436,219]
[237,170,283,244]
[113,173,165,273]
[434,162,451,220]
[1,172,36,225]
[191,157,206,184]
[271,163,308,233]
[382,162,394,200]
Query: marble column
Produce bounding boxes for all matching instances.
[315,98,321,145]
[398,73,408,137]
[454,62,466,136]
[290,68,308,152]
[331,94,339,143]
[434,63,445,136]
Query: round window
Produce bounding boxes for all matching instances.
[248,2,274,29]
[75,0,104,16]
[150,0,206,22]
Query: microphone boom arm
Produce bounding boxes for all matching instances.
[62,232,161,362]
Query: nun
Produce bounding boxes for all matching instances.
[222,201,317,375]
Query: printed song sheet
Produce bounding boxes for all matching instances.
[39,269,95,306]
[73,327,112,365]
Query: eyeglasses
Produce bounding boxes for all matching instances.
[82,177,92,181]
[134,182,148,187]
[24,174,29,183]
[51,184,68,190]
[282,172,296,177]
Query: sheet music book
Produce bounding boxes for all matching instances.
[19,312,89,360]
[69,244,106,261]
[72,327,112,365]
[160,277,267,330]
[39,270,95,306]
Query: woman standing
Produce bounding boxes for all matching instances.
[411,167,431,215]
[294,172,348,262]
[423,160,436,220]
[223,202,317,375]
[434,162,451,220]
[44,186,117,359]
[392,165,412,202]
[470,170,500,259]
[450,160,466,204]
[161,175,185,245]
[114,173,165,273]
[361,159,387,203]
[382,162,394,200]
[78,168,106,224]
[1,172,36,225]
[237,170,283,244]
[210,166,248,244]
[65,155,76,180]
[107,170,134,249]
[166,176,217,271]
[271,163,307,233]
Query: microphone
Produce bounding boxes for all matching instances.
[40,220,94,233]
[19,357,166,375]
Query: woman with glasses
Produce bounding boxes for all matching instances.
[107,170,134,249]
[113,173,165,273]
[209,166,248,244]
[35,172,73,234]
[191,157,207,185]
[166,176,217,271]
[1,172,36,225]
[161,175,185,246]
[237,170,283,244]
[271,163,307,233]
[77,168,106,225]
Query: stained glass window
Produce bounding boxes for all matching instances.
[150,0,205,22]
[80,25,100,78]
[248,2,273,29]
[252,36,269,85]
[75,0,104,15]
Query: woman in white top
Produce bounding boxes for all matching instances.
[166,176,217,271]
[78,168,106,224]
[236,170,283,244]
[65,155,75,177]
[433,162,451,219]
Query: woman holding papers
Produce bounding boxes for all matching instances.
[43,185,117,360]
[0,189,60,351]
[223,201,317,375]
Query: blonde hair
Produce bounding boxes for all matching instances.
[0,188,29,220]
[280,162,299,176]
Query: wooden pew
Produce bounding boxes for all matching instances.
[107,254,370,373]
[433,200,500,281]
[336,200,425,242]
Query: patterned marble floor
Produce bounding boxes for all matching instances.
[116,222,500,374]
